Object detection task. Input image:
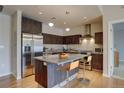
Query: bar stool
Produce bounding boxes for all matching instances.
[58,60,80,88]
[78,56,92,84]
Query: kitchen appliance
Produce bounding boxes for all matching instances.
[82,24,93,40]
[22,33,43,77]
[95,48,103,53]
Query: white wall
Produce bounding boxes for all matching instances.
[101,6,124,76]
[0,13,11,77]
[11,11,22,80]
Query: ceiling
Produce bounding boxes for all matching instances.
[2,5,102,29]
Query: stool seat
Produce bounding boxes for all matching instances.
[57,60,79,88]
[58,60,79,72]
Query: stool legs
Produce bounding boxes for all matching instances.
[78,60,90,83]
[66,71,70,88]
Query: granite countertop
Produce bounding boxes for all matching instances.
[34,54,87,65]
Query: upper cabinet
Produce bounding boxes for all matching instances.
[95,32,103,44]
[43,33,63,44]
[63,35,81,44]
[22,16,42,34]
[43,33,81,44]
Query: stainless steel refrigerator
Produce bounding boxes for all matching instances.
[22,33,43,78]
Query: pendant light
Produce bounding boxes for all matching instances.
[64,11,71,31]
[48,17,56,27]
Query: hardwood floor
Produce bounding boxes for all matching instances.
[0,70,124,88]
[0,74,38,88]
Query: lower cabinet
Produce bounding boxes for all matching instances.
[35,60,47,88]
[91,54,103,71]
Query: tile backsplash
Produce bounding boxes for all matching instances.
[43,44,67,51]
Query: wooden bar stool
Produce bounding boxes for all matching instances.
[78,56,91,84]
[58,60,80,88]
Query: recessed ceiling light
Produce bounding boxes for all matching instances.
[64,22,66,25]
[66,11,70,15]
[48,22,54,27]
[39,12,43,15]
[83,17,87,19]
[65,28,70,31]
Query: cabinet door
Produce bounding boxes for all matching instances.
[92,54,97,69]
[73,35,80,44]
[91,54,103,71]
[63,36,66,44]
[35,60,47,88]
[22,17,42,34]
[32,20,42,34]
[22,17,33,33]
[95,32,103,44]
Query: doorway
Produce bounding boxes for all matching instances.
[109,20,124,79]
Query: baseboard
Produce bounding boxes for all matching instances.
[103,73,110,77]
[0,72,12,78]
[112,75,124,80]
[52,73,77,88]
[11,72,21,80]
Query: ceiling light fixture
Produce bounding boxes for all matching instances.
[48,22,54,27]
[39,12,43,15]
[64,22,66,25]
[48,17,56,27]
[83,17,87,19]
[65,28,70,31]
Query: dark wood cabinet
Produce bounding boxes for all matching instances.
[35,60,47,88]
[95,32,103,44]
[63,35,81,44]
[22,16,42,34]
[91,54,103,71]
[43,33,81,44]
[43,33,63,44]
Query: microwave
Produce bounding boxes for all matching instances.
[95,48,103,53]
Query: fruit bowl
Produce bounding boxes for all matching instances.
[59,53,69,59]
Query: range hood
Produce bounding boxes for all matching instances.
[82,24,93,40]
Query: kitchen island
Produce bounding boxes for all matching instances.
[34,54,87,88]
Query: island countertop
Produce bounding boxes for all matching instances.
[34,54,87,65]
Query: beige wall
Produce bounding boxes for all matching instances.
[63,26,85,36]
